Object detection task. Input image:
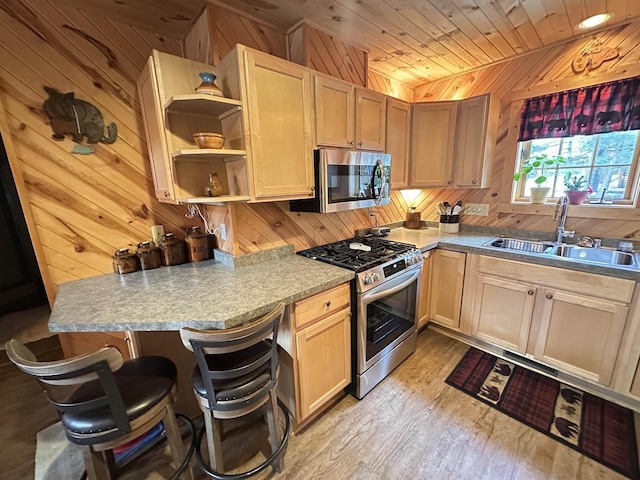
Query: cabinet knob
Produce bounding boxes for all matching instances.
[350,140,355,146]
[310,186,315,192]
[325,301,331,308]
[447,180,452,185]
[527,290,534,296]
[358,141,363,147]
[472,179,477,185]
[545,293,553,300]
[164,192,170,198]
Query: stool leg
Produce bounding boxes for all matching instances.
[82,446,115,480]
[203,410,224,472]
[163,402,193,480]
[265,389,283,472]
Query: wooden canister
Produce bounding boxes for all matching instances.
[405,208,422,229]
[136,241,162,270]
[113,248,139,274]
[160,233,187,266]
[185,226,211,262]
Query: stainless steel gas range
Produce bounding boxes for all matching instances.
[298,236,424,399]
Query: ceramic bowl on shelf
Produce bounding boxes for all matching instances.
[193,132,225,149]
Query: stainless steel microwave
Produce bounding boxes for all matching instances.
[290,149,391,213]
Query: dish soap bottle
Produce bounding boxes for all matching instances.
[205,172,223,197]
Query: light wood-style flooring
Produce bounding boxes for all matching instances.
[2,328,628,479]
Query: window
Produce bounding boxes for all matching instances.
[514,130,640,204]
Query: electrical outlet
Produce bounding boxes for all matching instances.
[219,223,227,241]
[150,225,164,244]
[465,204,490,216]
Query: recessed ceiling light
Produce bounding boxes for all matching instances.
[577,13,613,29]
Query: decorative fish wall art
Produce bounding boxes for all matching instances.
[42,86,117,144]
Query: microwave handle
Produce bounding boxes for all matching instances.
[373,159,386,205]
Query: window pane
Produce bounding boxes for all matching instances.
[529,138,561,158]
[590,166,630,200]
[554,167,590,196]
[560,136,596,167]
[595,131,638,166]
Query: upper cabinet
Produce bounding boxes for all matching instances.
[386,98,411,189]
[137,51,249,204]
[407,93,497,189]
[313,73,386,151]
[219,47,315,201]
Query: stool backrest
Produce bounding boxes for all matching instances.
[180,302,285,411]
[5,339,132,443]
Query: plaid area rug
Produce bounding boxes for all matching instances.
[446,348,640,480]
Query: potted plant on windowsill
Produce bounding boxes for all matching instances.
[514,154,566,204]
[564,174,593,205]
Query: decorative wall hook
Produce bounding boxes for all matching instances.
[42,86,118,144]
[572,37,619,73]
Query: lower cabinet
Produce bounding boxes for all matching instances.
[417,250,433,329]
[278,282,351,428]
[429,250,466,329]
[466,254,634,387]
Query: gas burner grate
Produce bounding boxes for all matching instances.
[297,236,415,272]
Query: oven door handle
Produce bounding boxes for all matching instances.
[360,268,421,305]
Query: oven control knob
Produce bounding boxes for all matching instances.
[372,273,380,282]
[363,274,372,285]
[407,256,414,265]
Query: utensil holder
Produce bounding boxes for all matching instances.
[439,214,459,234]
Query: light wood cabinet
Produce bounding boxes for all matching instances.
[313,74,386,151]
[409,94,496,189]
[470,275,536,354]
[429,250,466,329]
[533,289,628,386]
[277,283,351,429]
[137,50,250,204]
[410,102,457,188]
[386,98,411,189]
[417,250,432,329]
[238,48,315,200]
[465,254,634,387]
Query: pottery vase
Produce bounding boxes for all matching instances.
[530,187,551,204]
[565,190,589,205]
[195,72,223,97]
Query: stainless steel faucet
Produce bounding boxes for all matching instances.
[552,195,575,244]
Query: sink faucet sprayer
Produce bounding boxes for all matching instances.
[553,195,575,244]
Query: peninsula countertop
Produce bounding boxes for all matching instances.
[48,254,354,333]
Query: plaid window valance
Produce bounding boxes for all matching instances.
[518,77,640,141]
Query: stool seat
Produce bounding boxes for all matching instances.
[63,356,177,435]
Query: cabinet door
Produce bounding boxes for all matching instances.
[533,290,628,386]
[454,94,490,188]
[417,251,432,329]
[429,250,466,329]
[410,102,457,188]
[296,308,351,419]
[386,98,411,189]
[137,57,176,203]
[314,75,354,148]
[355,88,386,151]
[470,276,536,354]
[244,50,315,200]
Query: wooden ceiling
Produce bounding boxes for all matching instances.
[55,0,640,87]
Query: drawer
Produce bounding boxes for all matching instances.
[476,255,635,304]
[294,283,351,330]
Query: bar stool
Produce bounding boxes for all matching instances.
[180,302,290,478]
[5,339,192,480]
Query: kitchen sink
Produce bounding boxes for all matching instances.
[551,245,637,267]
[484,237,555,254]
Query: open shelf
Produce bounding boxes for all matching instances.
[164,94,242,117]
[178,195,250,204]
[172,149,246,162]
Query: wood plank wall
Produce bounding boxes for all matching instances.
[0,0,196,299]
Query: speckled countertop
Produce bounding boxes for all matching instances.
[386,227,640,281]
[48,253,353,333]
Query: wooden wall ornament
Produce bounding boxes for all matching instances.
[572,38,619,73]
[42,86,118,144]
